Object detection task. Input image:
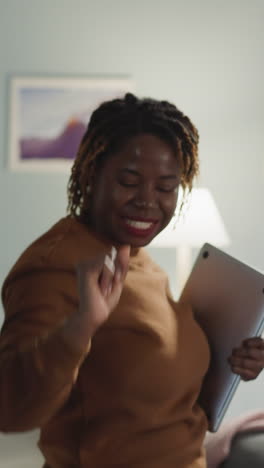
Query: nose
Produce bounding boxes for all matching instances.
[134,182,158,209]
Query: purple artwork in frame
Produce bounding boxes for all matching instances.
[8,77,134,172]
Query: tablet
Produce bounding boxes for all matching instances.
[179,243,264,432]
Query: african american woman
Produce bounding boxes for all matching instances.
[1,93,263,468]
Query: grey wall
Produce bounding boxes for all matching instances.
[0,0,264,466]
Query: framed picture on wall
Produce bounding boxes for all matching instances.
[8,76,134,172]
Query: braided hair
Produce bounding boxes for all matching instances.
[67,93,199,219]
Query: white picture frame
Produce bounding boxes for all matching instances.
[8,76,134,172]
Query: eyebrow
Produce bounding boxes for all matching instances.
[119,168,178,180]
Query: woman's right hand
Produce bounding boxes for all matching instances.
[61,245,130,351]
[77,244,131,335]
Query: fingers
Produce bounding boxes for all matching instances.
[100,247,117,297]
[232,345,264,360]
[228,337,264,381]
[100,245,130,297]
[104,247,117,275]
[77,244,130,304]
[76,257,102,288]
[242,337,264,349]
[229,353,262,373]
[229,366,259,381]
[114,245,131,280]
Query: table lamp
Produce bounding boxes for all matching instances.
[150,188,230,296]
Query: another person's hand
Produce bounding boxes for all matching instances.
[228,337,264,380]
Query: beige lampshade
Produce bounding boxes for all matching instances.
[150,188,230,248]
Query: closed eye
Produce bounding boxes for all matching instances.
[119,181,178,192]
[157,186,178,193]
[119,181,138,187]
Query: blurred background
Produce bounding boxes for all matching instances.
[0,0,264,466]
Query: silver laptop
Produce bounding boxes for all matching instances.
[179,243,264,432]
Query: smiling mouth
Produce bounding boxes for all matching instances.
[125,219,154,229]
[121,217,159,237]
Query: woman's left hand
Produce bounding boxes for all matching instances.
[228,337,264,381]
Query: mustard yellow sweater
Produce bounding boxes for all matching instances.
[0,217,210,468]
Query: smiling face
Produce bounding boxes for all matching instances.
[88,133,182,247]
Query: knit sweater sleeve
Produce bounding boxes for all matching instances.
[0,264,90,433]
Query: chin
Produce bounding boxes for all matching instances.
[130,239,151,248]
[124,234,157,248]
[111,223,162,248]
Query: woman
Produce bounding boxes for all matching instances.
[0,93,263,468]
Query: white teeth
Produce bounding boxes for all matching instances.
[125,219,153,229]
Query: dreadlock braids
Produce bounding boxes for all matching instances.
[67,93,199,218]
